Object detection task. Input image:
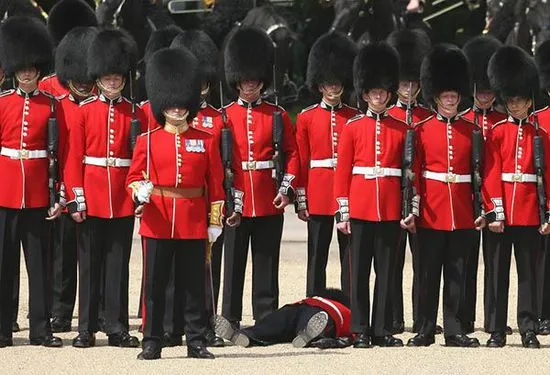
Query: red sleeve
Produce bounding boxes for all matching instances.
[136,107,149,133]
[481,129,505,222]
[64,109,86,213]
[542,129,550,212]
[333,121,354,221]
[126,134,148,200]
[282,110,300,192]
[295,111,310,192]
[206,135,225,209]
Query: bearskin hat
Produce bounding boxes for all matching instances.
[47,0,97,45]
[315,288,350,308]
[55,27,98,86]
[306,31,357,93]
[488,45,539,102]
[462,35,502,92]
[420,44,471,106]
[87,28,138,80]
[224,26,274,92]
[387,28,431,82]
[0,16,53,76]
[535,40,550,90]
[143,25,183,65]
[146,47,201,125]
[171,30,219,87]
[353,42,399,98]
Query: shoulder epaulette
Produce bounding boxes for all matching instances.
[492,118,508,129]
[40,73,56,81]
[40,90,57,100]
[0,89,15,98]
[342,103,358,111]
[223,101,235,109]
[207,103,221,113]
[265,100,286,112]
[122,97,133,105]
[55,93,68,101]
[535,106,549,114]
[79,95,98,106]
[388,113,407,125]
[138,126,161,137]
[346,114,365,125]
[414,114,434,127]
[299,103,318,114]
[138,100,149,108]
[459,115,475,125]
[457,108,470,117]
[190,125,214,137]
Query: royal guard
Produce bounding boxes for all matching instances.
[0,15,62,348]
[482,46,550,348]
[386,28,432,335]
[171,29,245,347]
[127,46,231,360]
[40,0,97,97]
[221,26,300,327]
[461,35,506,336]
[407,45,482,348]
[64,27,146,348]
[334,42,406,348]
[295,31,358,299]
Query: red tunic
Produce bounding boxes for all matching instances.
[301,297,351,338]
[225,98,299,217]
[414,113,477,231]
[334,109,408,222]
[38,74,70,98]
[387,100,432,127]
[138,100,156,131]
[482,115,550,226]
[64,94,147,218]
[461,106,507,140]
[126,126,225,239]
[295,101,359,215]
[0,88,57,209]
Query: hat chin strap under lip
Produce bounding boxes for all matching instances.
[96,77,125,98]
[163,109,189,124]
[321,86,344,101]
[15,71,39,86]
[69,81,95,98]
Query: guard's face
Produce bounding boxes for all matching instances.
[506,96,531,116]
[436,91,460,111]
[319,82,343,100]
[15,67,39,83]
[238,80,262,95]
[70,81,95,97]
[475,90,495,107]
[164,107,189,124]
[99,74,125,92]
[363,88,390,108]
[397,81,419,101]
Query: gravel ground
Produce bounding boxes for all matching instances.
[5,212,544,375]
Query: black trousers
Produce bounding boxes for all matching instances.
[306,215,350,297]
[222,214,283,322]
[485,226,539,334]
[142,237,207,346]
[349,219,400,336]
[538,235,550,320]
[461,229,481,328]
[243,304,328,345]
[393,230,420,328]
[51,213,77,320]
[0,207,53,339]
[12,246,20,323]
[77,216,134,334]
[481,228,494,331]
[416,228,478,337]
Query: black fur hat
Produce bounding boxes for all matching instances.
[489,45,539,102]
[224,26,274,92]
[387,28,431,82]
[143,25,183,65]
[462,35,502,92]
[146,47,201,125]
[315,288,350,308]
[420,44,471,106]
[47,0,97,45]
[87,27,138,80]
[353,42,399,98]
[306,31,357,93]
[0,16,53,76]
[535,40,550,90]
[55,27,98,86]
[171,30,219,87]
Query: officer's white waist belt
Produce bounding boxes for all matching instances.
[1,147,47,159]
[241,160,274,170]
[83,156,132,167]
[422,170,471,183]
[501,173,537,183]
[352,166,402,179]
[310,158,337,168]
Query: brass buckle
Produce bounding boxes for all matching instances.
[374,166,384,176]
[331,159,337,168]
[19,149,29,160]
[513,173,522,182]
[445,173,456,183]
[247,161,256,170]
[107,157,116,167]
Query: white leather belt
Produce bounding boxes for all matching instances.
[241,160,274,170]
[83,156,131,167]
[310,158,337,168]
[352,166,402,179]
[422,170,471,183]
[1,147,47,159]
[501,173,537,183]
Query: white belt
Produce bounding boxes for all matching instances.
[422,170,471,183]
[241,160,274,171]
[501,173,537,183]
[83,156,132,167]
[310,158,337,168]
[352,166,402,179]
[0,147,47,159]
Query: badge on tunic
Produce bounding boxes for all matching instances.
[202,116,214,128]
[185,139,205,153]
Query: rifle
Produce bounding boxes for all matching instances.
[271,63,285,189]
[533,96,547,226]
[47,98,59,208]
[219,82,235,216]
[401,83,415,219]
[471,113,484,219]
[129,70,141,152]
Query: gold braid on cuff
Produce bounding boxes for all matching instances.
[209,201,225,226]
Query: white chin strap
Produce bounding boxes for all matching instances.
[201,84,210,97]
[163,110,189,123]
[16,72,39,85]
[323,86,344,100]
[69,81,94,98]
[96,78,125,97]
[239,82,264,96]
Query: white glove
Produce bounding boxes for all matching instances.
[136,180,154,204]
[208,226,223,243]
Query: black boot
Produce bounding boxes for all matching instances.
[352,333,371,348]
[137,340,161,360]
[292,311,329,348]
[444,334,480,347]
[372,335,403,347]
[30,335,63,347]
[72,332,95,348]
[187,345,215,359]
[407,333,435,347]
[214,315,249,347]
[51,317,72,333]
[521,330,540,349]
[486,332,506,348]
[108,331,140,348]
[205,329,224,347]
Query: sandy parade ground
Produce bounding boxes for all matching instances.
[4,211,549,375]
